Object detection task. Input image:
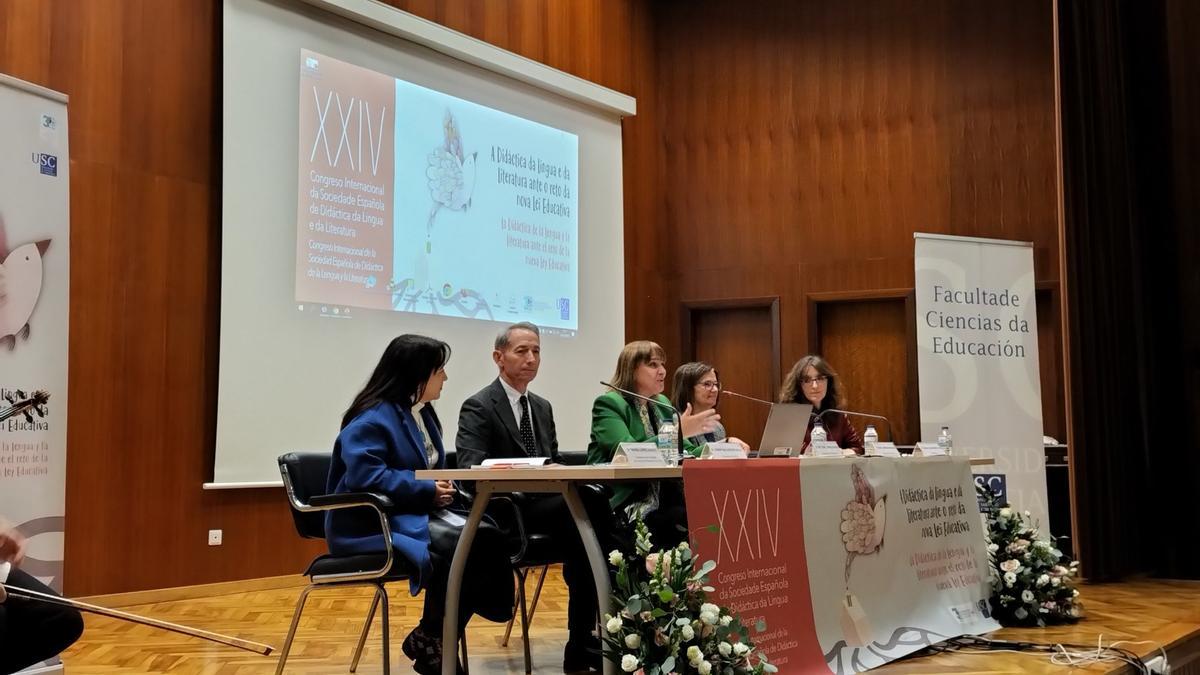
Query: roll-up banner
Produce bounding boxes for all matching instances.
[914,233,1048,531]
[0,72,71,674]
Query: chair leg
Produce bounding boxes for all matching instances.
[525,565,550,626]
[460,632,470,674]
[380,585,391,675]
[275,584,318,675]
[518,569,532,675]
[501,568,526,647]
[351,584,386,673]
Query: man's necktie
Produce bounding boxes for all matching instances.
[518,395,537,456]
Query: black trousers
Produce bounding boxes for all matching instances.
[418,516,515,634]
[0,568,84,674]
[515,491,608,638]
[643,480,690,550]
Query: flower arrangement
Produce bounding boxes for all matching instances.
[977,485,1082,626]
[603,520,776,675]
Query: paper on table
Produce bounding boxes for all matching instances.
[480,457,548,468]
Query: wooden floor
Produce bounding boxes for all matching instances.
[61,569,1200,674]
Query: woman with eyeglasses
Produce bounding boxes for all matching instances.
[670,362,751,453]
[780,354,863,454]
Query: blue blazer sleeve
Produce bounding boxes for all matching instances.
[338,414,436,512]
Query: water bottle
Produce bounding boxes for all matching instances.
[938,426,953,455]
[657,420,678,464]
[863,424,879,453]
[811,419,827,443]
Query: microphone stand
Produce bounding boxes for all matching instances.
[601,381,685,463]
[819,408,894,443]
[720,390,773,406]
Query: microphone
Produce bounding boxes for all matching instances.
[816,408,894,442]
[721,390,773,406]
[600,381,686,462]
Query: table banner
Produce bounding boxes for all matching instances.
[684,456,998,674]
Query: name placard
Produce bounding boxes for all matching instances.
[870,442,901,458]
[810,441,845,457]
[613,442,669,466]
[767,446,795,457]
[699,442,748,459]
[913,443,947,457]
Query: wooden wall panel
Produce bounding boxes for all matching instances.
[0,0,649,596]
[689,307,776,451]
[637,0,1065,439]
[816,299,917,443]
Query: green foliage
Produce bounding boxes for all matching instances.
[977,484,1082,627]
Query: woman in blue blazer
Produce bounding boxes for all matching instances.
[326,334,511,675]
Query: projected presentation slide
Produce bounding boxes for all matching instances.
[295,49,580,331]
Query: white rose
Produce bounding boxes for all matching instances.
[987,543,999,553]
[999,507,1013,519]
[700,610,719,625]
[1051,576,1061,587]
[609,550,624,566]
[606,616,623,633]
[624,633,641,649]
[1021,590,1035,603]
[733,642,750,655]
[687,645,703,664]
[681,624,695,640]
[1003,571,1017,586]
[719,615,733,626]
[698,661,713,675]
[677,541,691,551]
[700,603,720,615]
[621,654,640,672]
[1036,574,1050,587]
[718,642,733,657]
[999,559,1022,573]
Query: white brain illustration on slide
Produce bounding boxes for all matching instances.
[425,109,477,252]
[0,215,51,351]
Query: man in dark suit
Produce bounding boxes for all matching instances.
[456,322,600,673]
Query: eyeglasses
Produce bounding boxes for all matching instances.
[697,381,721,391]
[800,375,828,386]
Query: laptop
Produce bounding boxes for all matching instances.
[756,402,813,456]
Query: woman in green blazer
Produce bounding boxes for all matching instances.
[587,340,718,547]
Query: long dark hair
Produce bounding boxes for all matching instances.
[779,354,845,410]
[341,334,451,428]
[671,361,719,412]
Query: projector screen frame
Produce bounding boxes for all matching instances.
[295,0,636,118]
[214,0,634,487]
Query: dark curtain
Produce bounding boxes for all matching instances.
[1059,0,1200,580]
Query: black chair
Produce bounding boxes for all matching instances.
[276,452,468,675]
[445,449,595,674]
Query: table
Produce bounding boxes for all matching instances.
[417,458,994,675]
[415,465,680,675]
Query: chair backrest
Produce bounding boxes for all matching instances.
[278,452,333,540]
[559,449,588,466]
